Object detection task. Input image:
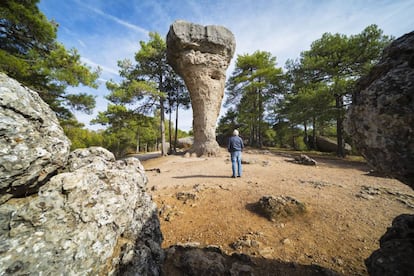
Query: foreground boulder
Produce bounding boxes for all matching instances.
[0,74,163,275]
[0,73,71,203]
[167,20,236,157]
[344,31,414,188]
[365,214,414,276]
[0,147,164,275]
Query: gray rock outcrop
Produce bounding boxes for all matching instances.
[365,214,414,276]
[0,74,163,275]
[308,136,352,154]
[167,20,236,157]
[0,73,71,203]
[163,244,340,275]
[0,147,164,275]
[294,154,317,166]
[176,136,194,149]
[255,195,307,222]
[344,31,414,188]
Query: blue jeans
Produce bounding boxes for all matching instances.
[231,151,242,177]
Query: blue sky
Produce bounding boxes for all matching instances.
[38,0,414,131]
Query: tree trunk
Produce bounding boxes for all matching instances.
[258,118,262,148]
[249,120,254,147]
[160,98,167,156]
[174,102,179,152]
[257,87,263,148]
[312,116,317,151]
[291,126,297,149]
[304,121,308,137]
[303,121,309,150]
[168,106,173,154]
[136,132,140,153]
[336,95,345,157]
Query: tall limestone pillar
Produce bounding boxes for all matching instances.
[167,20,236,157]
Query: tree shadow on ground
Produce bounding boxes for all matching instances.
[281,153,400,182]
[363,170,394,179]
[162,244,343,276]
[270,150,373,174]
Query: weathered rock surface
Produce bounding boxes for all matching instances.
[294,154,317,166]
[254,195,307,222]
[355,185,414,209]
[163,244,341,276]
[317,136,352,154]
[176,136,194,149]
[0,74,163,275]
[0,73,71,203]
[344,31,414,188]
[0,147,164,275]
[167,20,236,157]
[365,214,414,276]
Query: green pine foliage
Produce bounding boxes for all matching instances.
[0,0,100,121]
[218,25,392,155]
[287,24,392,156]
[224,51,284,147]
[96,32,189,157]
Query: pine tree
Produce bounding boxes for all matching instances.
[0,0,100,120]
[103,32,188,156]
[226,51,283,147]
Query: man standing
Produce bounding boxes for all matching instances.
[227,129,244,178]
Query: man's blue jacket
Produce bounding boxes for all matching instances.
[227,135,244,152]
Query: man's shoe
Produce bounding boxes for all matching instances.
[237,176,241,177]
[231,175,236,178]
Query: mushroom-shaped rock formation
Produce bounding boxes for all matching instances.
[167,20,236,157]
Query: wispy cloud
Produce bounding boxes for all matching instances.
[75,0,149,35]
[77,39,86,48]
[81,57,119,76]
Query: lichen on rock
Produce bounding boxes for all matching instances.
[0,74,164,275]
[0,73,71,203]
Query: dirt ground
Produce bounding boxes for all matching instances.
[141,148,414,275]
